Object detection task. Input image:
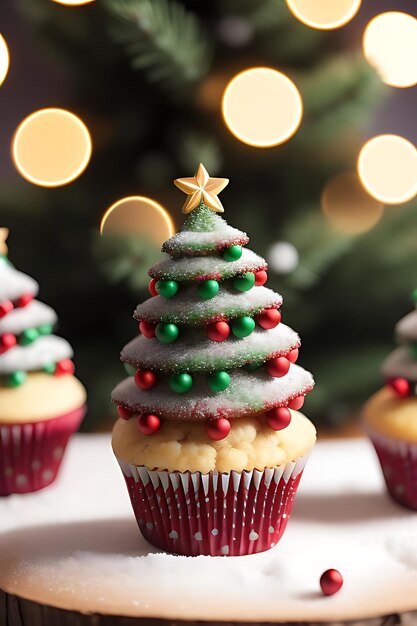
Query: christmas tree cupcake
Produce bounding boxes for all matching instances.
[0,229,86,496]
[112,165,316,556]
[363,290,417,510]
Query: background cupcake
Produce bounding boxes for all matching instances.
[0,229,86,496]
[112,166,316,556]
[363,289,417,510]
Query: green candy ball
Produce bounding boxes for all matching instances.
[4,371,27,387]
[43,363,56,374]
[208,371,230,392]
[124,363,137,377]
[198,280,219,300]
[231,316,255,338]
[156,280,179,299]
[19,328,39,346]
[233,272,255,292]
[156,322,179,344]
[169,372,193,394]
[245,361,263,372]
[38,324,53,336]
[222,245,242,262]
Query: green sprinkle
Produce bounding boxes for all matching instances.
[169,372,193,394]
[197,280,219,300]
[245,362,263,372]
[223,245,242,262]
[43,363,56,374]
[38,324,53,336]
[156,322,179,344]
[124,363,136,377]
[207,371,230,392]
[233,272,255,293]
[231,316,255,338]
[19,328,39,346]
[4,371,27,387]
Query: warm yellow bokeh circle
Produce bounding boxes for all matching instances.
[12,108,92,188]
[51,0,95,5]
[222,67,303,148]
[358,135,417,205]
[0,34,9,86]
[100,196,175,246]
[286,0,361,30]
[321,172,384,235]
[363,12,417,88]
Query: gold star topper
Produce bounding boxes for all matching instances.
[174,163,229,214]
[0,228,9,256]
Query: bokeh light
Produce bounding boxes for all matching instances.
[51,0,95,5]
[0,34,9,86]
[322,172,384,234]
[358,135,417,205]
[268,241,299,274]
[222,67,303,148]
[363,12,417,88]
[100,196,175,246]
[12,108,92,187]
[286,0,361,30]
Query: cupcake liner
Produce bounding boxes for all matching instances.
[0,405,86,496]
[367,427,417,510]
[117,453,309,556]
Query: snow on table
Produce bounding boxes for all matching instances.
[0,435,417,622]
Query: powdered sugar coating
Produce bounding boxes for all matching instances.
[396,310,417,343]
[122,323,299,373]
[0,300,57,335]
[148,248,266,282]
[162,218,249,258]
[382,346,417,382]
[0,336,73,374]
[0,261,38,303]
[135,286,282,325]
[112,364,314,421]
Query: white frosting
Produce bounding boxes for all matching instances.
[0,335,72,374]
[395,310,417,342]
[0,300,57,335]
[0,261,38,302]
[381,345,417,381]
[163,219,248,255]
[1,436,417,620]
[122,323,299,373]
[149,248,266,281]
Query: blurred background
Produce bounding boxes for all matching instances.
[0,0,416,431]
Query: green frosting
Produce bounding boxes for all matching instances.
[180,203,221,233]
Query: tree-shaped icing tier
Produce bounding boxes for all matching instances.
[382,289,417,397]
[112,165,314,440]
[0,229,75,387]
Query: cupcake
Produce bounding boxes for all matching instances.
[0,229,86,496]
[363,290,417,510]
[111,165,316,556]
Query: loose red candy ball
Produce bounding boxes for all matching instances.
[206,321,230,342]
[288,395,305,410]
[0,333,16,354]
[0,300,13,318]
[206,417,231,440]
[16,293,33,308]
[139,320,156,338]
[134,369,157,390]
[320,569,343,596]
[267,407,292,430]
[138,413,161,435]
[148,279,158,297]
[55,359,75,376]
[254,270,268,286]
[288,348,299,363]
[256,308,281,330]
[388,377,410,398]
[118,405,134,420]
[266,357,290,378]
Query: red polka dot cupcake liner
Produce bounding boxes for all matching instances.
[116,454,310,556]
[367,428,417,510]
[0,406,86,496]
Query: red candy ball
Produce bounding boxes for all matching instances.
[16,293,33,308]
[55,359,75,376]
[0,300,14,318]
[134,369,157,390]
[267,407,292,430]
[266,357,290,378]
[288,395,305,410]
[206,417,231,440]
[206,321,230,342]
[320,569,343,596]
[139,320,156,338]
[388,377,410,398]
[0,333,16,354]
[254,270,268,286]
[287,348,299,363]
[118,405,135,420]
[138,413,161,435]
[256,308,281,330]
[148,279,158,297]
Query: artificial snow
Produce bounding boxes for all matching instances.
[0,335,73,374]
[0,262,38,302]
[0,300,57,335]
[163,222,249,257]
[395,310,417,343]
[381,346,417,382]
[1,436,417,620]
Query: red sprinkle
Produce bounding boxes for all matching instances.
[266,357,290,378]
[320,569,343,596]
[134,369,157,390]
[139,320,156,338]
[118,405,135,420]
[256,308,281,330]
[16,293,33,308]
[55,359,75,376]
[388,377,410,398]
[267,407,292,430]
[287,348,299,363]
[0,300,14,318]
[0,333,17,354]
[288,395,305,410]
[148,279,158,297]
[206,417,231,440]
[138,414,161,435]
[254,270,268,286]
[206,321,230,342]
